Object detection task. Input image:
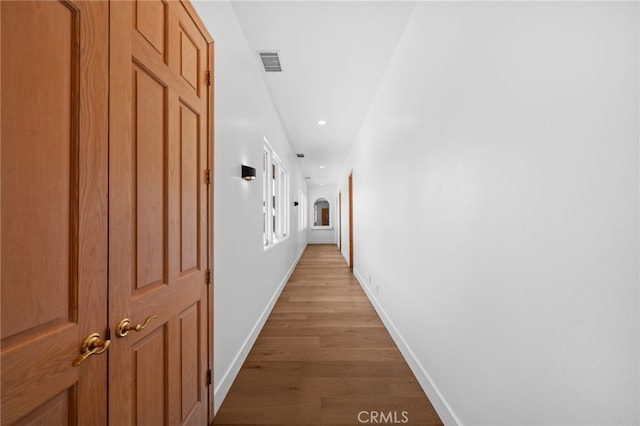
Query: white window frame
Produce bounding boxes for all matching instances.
[298,188,308,231]
[263,138,289,248]
[302,192,308,230]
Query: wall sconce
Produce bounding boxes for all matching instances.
[294,201,299,207]
[242,165,256,181]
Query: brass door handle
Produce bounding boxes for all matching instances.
[72,333,111,367]
[116,315,157,337]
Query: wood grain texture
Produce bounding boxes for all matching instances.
[2,0,75,340]
[134,0,166,59]
[213,245,442,425]
[1,1,109,424]
[109,1,211,424]
[2,1,211,423]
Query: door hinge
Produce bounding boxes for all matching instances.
[205,70,212,87]
[206,369,212,385]
[204,169,211,185]
[205,269,211,285]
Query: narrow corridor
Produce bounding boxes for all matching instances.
[213,245,442,425]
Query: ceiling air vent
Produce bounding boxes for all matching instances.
[258,51,282,72]
[296,154,305,158]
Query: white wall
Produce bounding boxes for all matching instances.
[193,0,307,413]
[307,184,337,244]
[339,2,639,425]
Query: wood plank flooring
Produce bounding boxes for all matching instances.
[213,244,442,425]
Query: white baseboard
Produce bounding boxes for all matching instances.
[353,268,461,426]
[213,245,307,414]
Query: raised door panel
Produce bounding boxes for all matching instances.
[133,326,168,426]
[13,390,70,426]
[180,102,200,274]
[179,27,199,92]
[179,303,201,422]
[133,0,167,61]
[134,65,169,291]
[2,0,74,342]
[1,1,108,424]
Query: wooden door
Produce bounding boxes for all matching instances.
[321,208,330,226]
[338,191,342,249]
[108,1,213,425]
[1,1,109,424]
[349,172,354,269]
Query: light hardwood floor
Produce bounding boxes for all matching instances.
[213,244,443,425]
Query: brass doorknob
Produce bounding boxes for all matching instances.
[72,333,111,367]
[116,315,157,337]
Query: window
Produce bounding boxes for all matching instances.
[263,139,289,247]
[313,198,330,226]
[298,188,308,231]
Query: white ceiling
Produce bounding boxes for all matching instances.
[231,1,415,186]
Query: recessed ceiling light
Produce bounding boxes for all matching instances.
[319,165,325,169]
[317,120,326,126]
[320,184,324,186]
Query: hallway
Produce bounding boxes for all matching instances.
[213,245,442,425]
[1,2,637,424]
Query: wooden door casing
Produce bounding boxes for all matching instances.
[109,1,213,425]
[348,172,354,270]
[338,191,342,249]
[1,1,109,424]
